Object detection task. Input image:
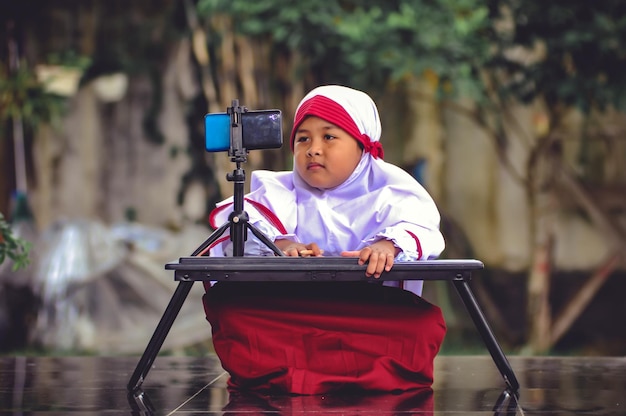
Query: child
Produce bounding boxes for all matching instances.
[203,85,447,395]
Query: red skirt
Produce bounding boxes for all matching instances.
[203,281,446,395]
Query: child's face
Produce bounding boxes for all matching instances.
[293,116,363,189]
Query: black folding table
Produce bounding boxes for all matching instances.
[127,257,519,395]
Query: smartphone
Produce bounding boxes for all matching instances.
[204,110,283,152]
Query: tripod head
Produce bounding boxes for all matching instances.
[226,99,249,165]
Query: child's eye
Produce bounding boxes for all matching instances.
[324,134,336,140]
[296,135,309,143]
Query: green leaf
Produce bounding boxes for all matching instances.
[0,212,32,271]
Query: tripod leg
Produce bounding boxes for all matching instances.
[127,281,194,392]
[247,222,285,256]
[452,278,520,392]
[191,222,230,256]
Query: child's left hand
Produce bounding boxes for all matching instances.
[341,240,399,278]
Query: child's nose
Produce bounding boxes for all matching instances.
[306,138,323,156]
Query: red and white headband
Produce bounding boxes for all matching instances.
[289,85,384,159]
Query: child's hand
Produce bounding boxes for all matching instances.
[275,240,324,257]
[341,240,399,278]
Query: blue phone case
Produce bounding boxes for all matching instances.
[204,113,231,152]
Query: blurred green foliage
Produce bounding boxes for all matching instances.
[492,0,626,112]
[197,0,626,113]
[0,65,66,135]
[197,0,492,96]
[0,213,31,271]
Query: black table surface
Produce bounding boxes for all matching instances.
[166,257,484,282]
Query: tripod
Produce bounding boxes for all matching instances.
[192,99,284,258]
[127,100,283,394]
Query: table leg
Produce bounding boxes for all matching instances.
[127,388,156,414]
[127,281,195,392]
[452,278,520,392]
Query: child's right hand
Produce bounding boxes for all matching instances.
[341,239,399,278]
[275,240,324,257]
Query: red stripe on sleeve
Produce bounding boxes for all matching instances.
[245,198,289,235]
[405,230,423,259]
[208,199,288,235]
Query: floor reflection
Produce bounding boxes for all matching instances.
[129,384,523,416]
[2,355,624,415]
[221,388,435,415]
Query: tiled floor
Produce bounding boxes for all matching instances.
[1,354,624,415]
